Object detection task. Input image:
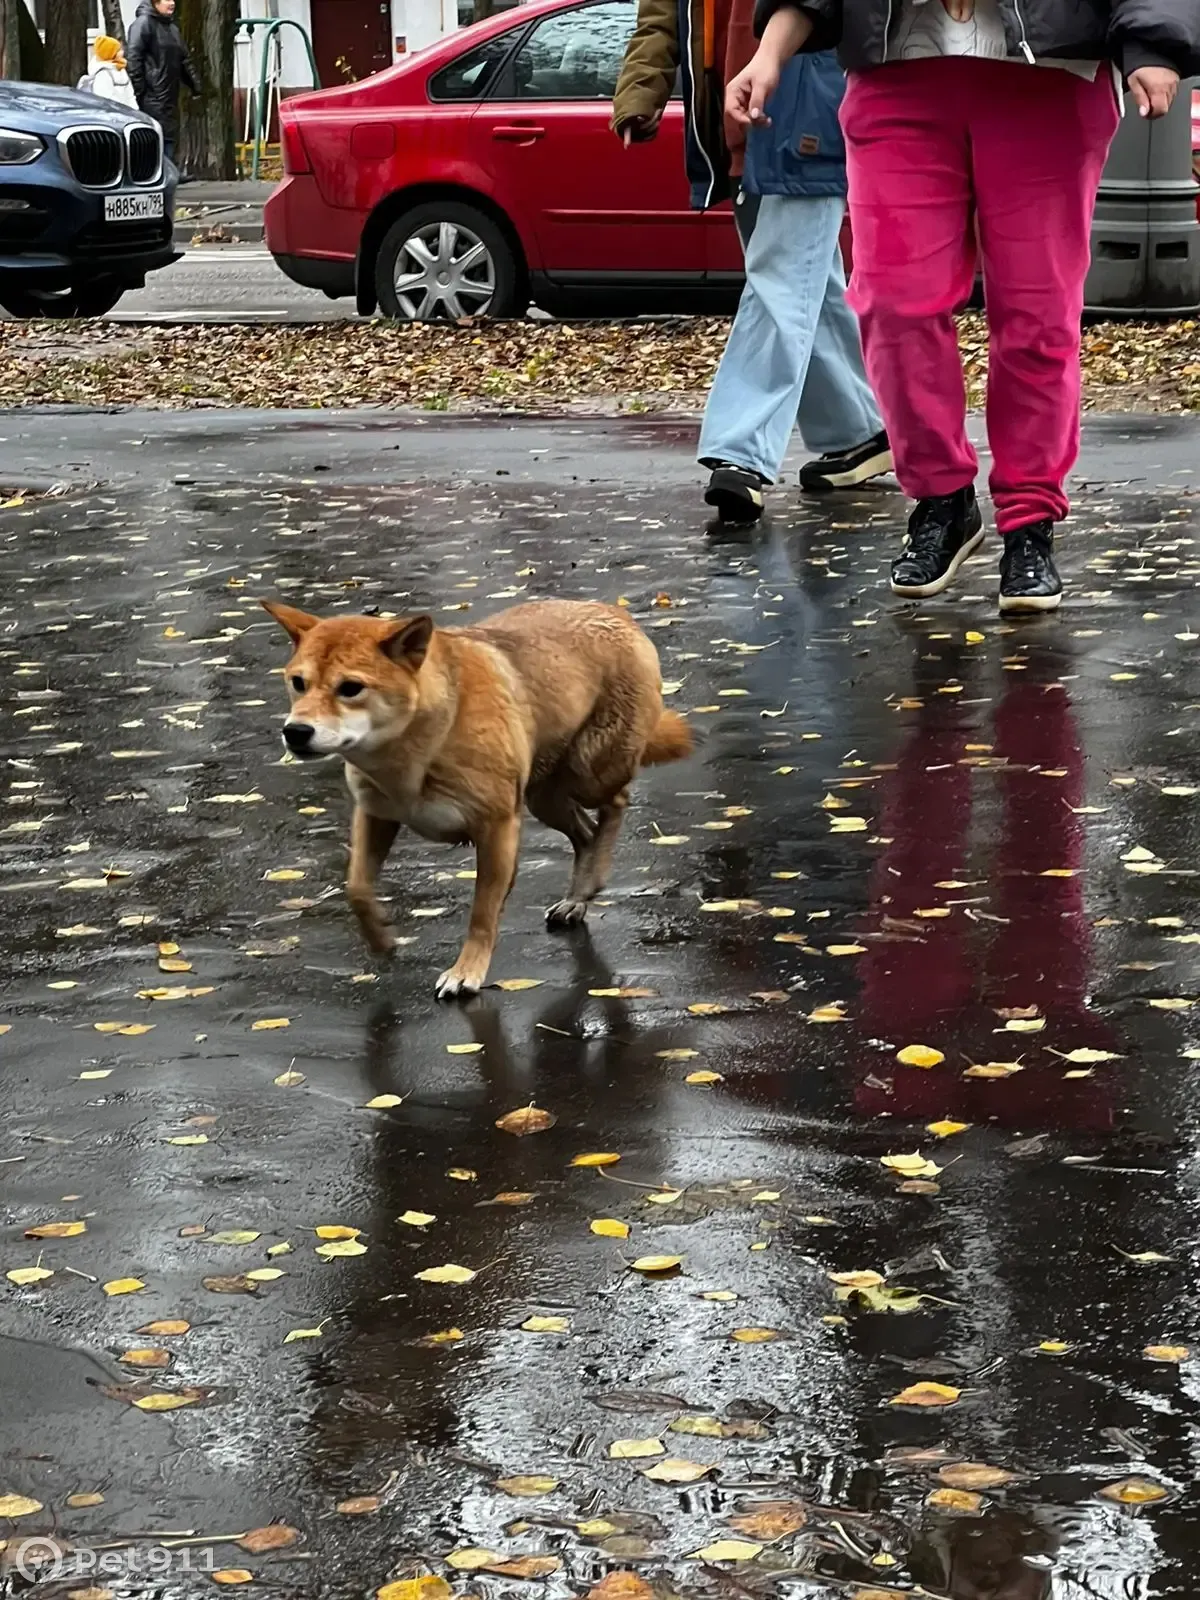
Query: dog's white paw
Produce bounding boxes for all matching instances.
[545,899,588,929]
[435,967,483,1001]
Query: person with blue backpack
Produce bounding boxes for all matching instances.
[613,0,892,525]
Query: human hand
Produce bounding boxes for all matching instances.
[726,49,783,127]
[616,110,662,147]
[1128,65,1179,119]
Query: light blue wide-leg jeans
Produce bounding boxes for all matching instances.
[697,193,882,483]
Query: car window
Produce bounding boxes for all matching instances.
[511,0,637,101]
[428,31,518,101]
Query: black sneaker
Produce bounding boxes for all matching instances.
[799,430,892,491]
[704,462,766,525]
[999,520,1062,613]
[890,486,984,598]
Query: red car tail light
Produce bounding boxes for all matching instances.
[281,118,311,175]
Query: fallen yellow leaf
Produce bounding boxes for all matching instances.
[1145,1344,1190,1362]
[251,1017,290,1031]
[315,1239,368,1260]
[641,1458,711,1483]
[927,1119,971,1138]
[102,1277,145,1296]
[608,1437,664,1459]
[495,1105,556,1136]
[590,1218,630,1238]
[414,1263,476,1284]
[0,1494,43,1517]
[889,1382,961,1407]
[377,1578,452,1600]
[397,1210,435,1228]
[689,1539,763,1561]
[938,1463,1017,1491]
[494,1474,559,1497]
[1097,1478,1169,1505]
[24,1220,86,1239]
[6,1265,54,1285]
[897,1045,944,1069]
[491,978,543,991]
[445,1548,497,1571]
[926,1488,984,1514]
[685,1069,723,1085]
[521,1315,569,1332]
[630,1254,682,1274]
[132,1392,200,1412]
[570,1152,620,1167]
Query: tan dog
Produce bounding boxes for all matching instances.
[262,599,692,998]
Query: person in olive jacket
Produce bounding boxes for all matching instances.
[728,0,1199,612]
[126,0,200,163]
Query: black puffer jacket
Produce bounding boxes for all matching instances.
[126,0,199,140]
[753,0,1200,77]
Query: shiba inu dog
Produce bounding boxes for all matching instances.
[262,598,693,998]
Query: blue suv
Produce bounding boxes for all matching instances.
[0,80,179,318]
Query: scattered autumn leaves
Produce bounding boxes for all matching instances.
[2,315,1199,413]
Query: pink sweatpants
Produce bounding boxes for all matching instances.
[840,59,1120,532]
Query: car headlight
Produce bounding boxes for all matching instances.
[0,128,45,165]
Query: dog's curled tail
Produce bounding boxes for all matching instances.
[643,710,694,766]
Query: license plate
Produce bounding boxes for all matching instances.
[104,191,164,223]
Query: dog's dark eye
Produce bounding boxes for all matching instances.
[290,674,305,693]
[337,679,365,699]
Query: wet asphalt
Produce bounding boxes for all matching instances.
[0,411,1198,1600]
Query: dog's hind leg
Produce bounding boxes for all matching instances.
[528,782,595,928]
[543,784,631,929]
[348,806,400,955]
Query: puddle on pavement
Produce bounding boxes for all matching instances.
[0,473,1196,1598]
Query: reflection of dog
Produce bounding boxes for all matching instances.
[262,599,693,998]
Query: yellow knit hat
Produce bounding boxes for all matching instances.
[94,35,123,62]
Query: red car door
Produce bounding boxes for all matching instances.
[469,0,707,279]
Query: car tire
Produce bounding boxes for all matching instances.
[0,281,126,319]
[374,202,527,322]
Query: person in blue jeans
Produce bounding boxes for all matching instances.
[614,4,892,525]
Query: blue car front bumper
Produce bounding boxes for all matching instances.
[0,148,180,290]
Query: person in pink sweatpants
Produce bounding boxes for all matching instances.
[727,0,1199,613]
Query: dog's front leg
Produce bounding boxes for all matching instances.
[435,813,521,1000]
[347,806,400,955]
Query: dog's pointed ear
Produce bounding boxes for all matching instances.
[381,614,434,670]
[261,599,319,646]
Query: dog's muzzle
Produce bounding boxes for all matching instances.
[282,722,315,755]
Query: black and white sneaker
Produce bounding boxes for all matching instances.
[799,429,892,491]
[890,486,984,598]
[999,520,1062,613]
[704,462,767,525]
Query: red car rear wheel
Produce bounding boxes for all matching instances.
[374,200,527,321]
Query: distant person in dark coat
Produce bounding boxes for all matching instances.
[126,0,199,164]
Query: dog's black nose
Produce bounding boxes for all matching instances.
[283,722,314,752]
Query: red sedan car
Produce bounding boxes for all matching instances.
[265,0,744,320]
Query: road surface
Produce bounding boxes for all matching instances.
[0,411,1197,1599]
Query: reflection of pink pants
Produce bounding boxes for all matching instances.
[841,59,1119,533]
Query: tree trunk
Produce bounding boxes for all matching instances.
[177,0,238,181]
[0,0,20,80]
[44,0,90,85]
[100,0,126,43]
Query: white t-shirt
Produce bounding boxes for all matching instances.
[887,0,1103,80]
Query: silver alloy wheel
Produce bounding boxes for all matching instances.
[391,219,496,320]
